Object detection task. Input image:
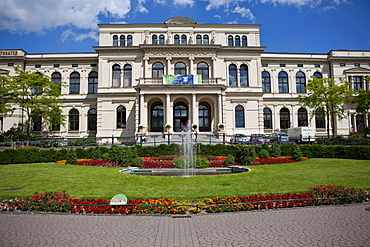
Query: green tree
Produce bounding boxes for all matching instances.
[298,77,352,137]
[351,77,370,128]
[0,73,17,117]
[9,67,64,144]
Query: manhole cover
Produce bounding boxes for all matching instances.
[2,188,22,191]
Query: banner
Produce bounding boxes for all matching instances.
[163,74,202,84]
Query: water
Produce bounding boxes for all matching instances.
[182,120,195,177]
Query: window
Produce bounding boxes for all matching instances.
[297,64,303,67]
[113,35,118,46]
[262,64,268,67]
[152,35,157,44]
[280,64,286,67]
[87,108,97,131]
[33,72,43,95]
[151,102,164,132]
[123,64,132,87]
[91,64,97,67]
[298,108,308,127]
[313,72,322,79]
[152,62,164,82]
[263,108,272,129]
[228,35,233,46]
[315,64,320,68]
[181,35,187,44]
[197,62,209,83]
[159,35,165,44]
[31,111,42,131]
[353,76,362,91]
[199,102,211,131]
[262,71,271,93]
[127,35,132,46]
[72,64,78,67]
[315,108,325,128]
[235,105,245,127]
[88,71,98,94]
[174,62,186,75]
[242,36,247,46]
[51,111,61,131]
[53,64,59,67]
[203,35,209,45]
[174,35,180,44]
[116,105,126,128]
[51,72,62,92]
[112,64,121,87]
[340,63,345,66]
[240,64,248,87]
[296,71,306,93]
[69,72,80,94]
[69,109,79,131]
[280,108,290,129]
[7,63,14,66]
[173,102,188,132]
[354,63,360,67]
[228,64,237,86]
[35,64,41,68]
[235,35,240,46]
[196,35,202,44]
[120,35,125,46]
[278,71,289,93]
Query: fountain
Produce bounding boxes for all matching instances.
[181,120,196,177]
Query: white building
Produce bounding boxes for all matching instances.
[1,17,369,143]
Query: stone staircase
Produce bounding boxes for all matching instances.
[138,132,225,146]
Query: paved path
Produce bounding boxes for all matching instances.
[1,203,369,247]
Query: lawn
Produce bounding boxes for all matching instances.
[0,158,369,200]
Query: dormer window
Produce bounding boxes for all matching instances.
[181,34,187,44]
[159,35,165,44]
[152,35,158,44]
[174,34,180,44]
[204,35,209,45]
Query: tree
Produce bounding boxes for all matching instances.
[298,77,352,137]
[0,74,17,117]
[351,77,370,128]
[9,66,64,144]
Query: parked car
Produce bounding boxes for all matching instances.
[250,134,270,145]
[230,134,250,144]
[270,133,290,143]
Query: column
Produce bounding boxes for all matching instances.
[165,94,171,126]
[218,93,222,125]
[211,57,216,82]
[139,93,145,127]
[291,105,296,128]
[166,57,172,75]
[143,56,149,78]
[189,57,194,75]
[192,94,197,126]
[273,104,278,131]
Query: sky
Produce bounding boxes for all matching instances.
[0,0,369,54]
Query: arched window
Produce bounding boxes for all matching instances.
[113,35,118,46]
[203,35,209,45]
[196,35,202,44]
[228,64,237,86]
[51,72,61,85]
[199,102,211,131]
[174,34,180,44]
[51,111,61,131]
[242,36,247,46]
[280,108,290,129]
[152,35,157,44]
[298,108,308,127]
[197,62,209,83]
[152,62,164,83]
[240,64,248,87]
[123,64,132,87]
[235,35,241,46]
[159,35,165,44]
[313,72,322,79]
[33,72,43,95]
[31,111,42,131]
[296,71,306,93]
[181,34,187,44]
[88,71,98,94]
[235,105,245,127]
[262,71,271,93]
[315,108,325,128]
[263,108,272,129]
[87,108,97,131]
[117,105,126,128]
[151,102,164,132]
[127,35,132,46]
[228,35,233,46]
[112,64,121,87]
[69,72,80,94]
[278,71,289,93]
[175,62,186,75]
[173,102,188,132]
[120,35,125,46]
[69,109,79,131]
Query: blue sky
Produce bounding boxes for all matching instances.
[0,0,369,54]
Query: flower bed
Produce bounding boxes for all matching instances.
[250,157,308,165]
[1,186,368,215]
[56,159,121,167]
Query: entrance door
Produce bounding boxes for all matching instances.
[173,102,188,132]
[199,102,211,131]
[151,102,164,132]
[356,115,365,132]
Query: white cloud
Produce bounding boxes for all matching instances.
[231,7,256,22]
[0,0,131,34]
[61,29,99,42]
[173,0,195,6]
[214,15,222,18]
[137,0,149,13]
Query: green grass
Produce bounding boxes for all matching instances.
[0,158,369,200]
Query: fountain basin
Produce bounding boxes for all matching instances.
[120,167,250,177]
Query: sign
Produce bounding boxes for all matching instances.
[163,74,202,85]
[109,194,128,205]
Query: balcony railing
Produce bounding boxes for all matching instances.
[136,78,225,85]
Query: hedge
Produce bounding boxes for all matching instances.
[0,143,369,165]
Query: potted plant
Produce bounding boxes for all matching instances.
[218,124,224,131]
[165,124,171,132]
[138,125,144,132]
[192,124,198,131]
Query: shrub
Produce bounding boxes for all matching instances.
[224,154,235,166]
[109,145,137,166]
[195,157,209,168]
[90,146,102,160]
[66,147,77,164]
[270,142,281,158]
[234,145,256,165]
[291,143,303,161]
[258,149,270,159]
[131,157,144,167]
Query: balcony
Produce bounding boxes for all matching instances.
[136,78,225,85]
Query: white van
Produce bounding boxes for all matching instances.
[287,127,316,143]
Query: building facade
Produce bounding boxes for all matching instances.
[1,17,369,143]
